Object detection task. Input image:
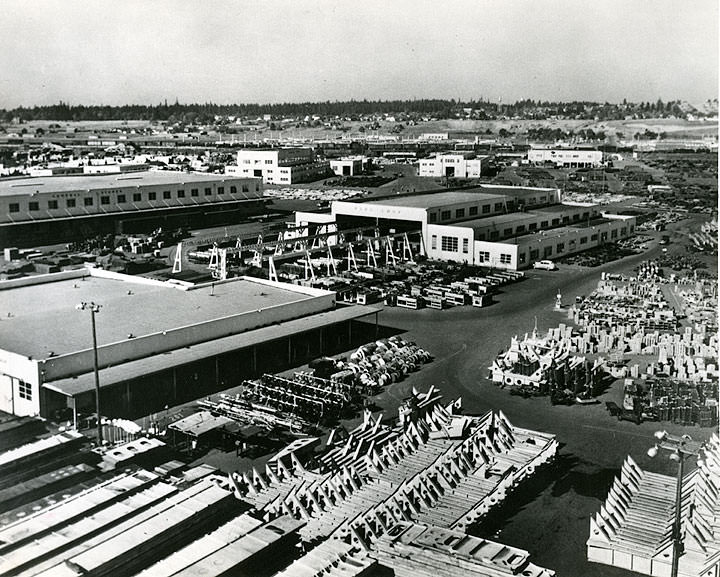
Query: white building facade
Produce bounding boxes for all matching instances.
[418,153,489,178]
[231,148,330,184]
[528,148,603,168]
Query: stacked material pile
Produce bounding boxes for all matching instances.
[588,433,720,577]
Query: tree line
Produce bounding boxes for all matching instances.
[0,98,697,123]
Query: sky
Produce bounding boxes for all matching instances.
[0,0,717,108]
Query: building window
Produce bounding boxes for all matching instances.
[489,230,499,240]
[117,194,126,203]
[620,227,627,236]
[264,159,272,164]
[503,228,513,237]
[18,380,32,401]
[242,185,249,193]
[100,196,110,205]
[218,186,224,194]
[591,233,598,241]
[478,251,490,262]
[516,225,526,233]
[572,213,580,221]
[462,238,469,253]
[629,225,635,233]
[529,223,537,231]
[519,252,526,264]
[47,200,58,209]
[441,210,451,220]
[500,254,512,264]
[611,229,618,239]
[204,188,212,196]
[133,193,142,202]
[431,235,437,250]
[428,213,437,223]
[191,188,199,197]
[163,190,171,199]
[84,197,93,206]
[562,216,570,224]
[469,206,478,216]
[67,198,76,208]
[28,201,39,211]
[441,236,459,252]
[494,202,503,212]
[230,186,237,194]
[177,189,185,198]
[482,204,490,214]
[456,208,465,218]
[540,220,548,228]
[580,236,588,244]
[530,249,539,260]
[552,218,560,226]
[148,192,156,201]
[543,246,553,257]
[9,203,19,213]
[557,243,565,252]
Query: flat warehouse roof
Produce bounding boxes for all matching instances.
[367,191,508,209]
[0,275,315,359]
[0,171,260,197]
[44,305,379,397]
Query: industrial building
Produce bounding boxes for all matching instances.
[417,152,490,178]
[297,185,635,270]
[0,171,264,247]
[229,148,331,184]
[527,147,603,167]
[329,156,369,177]
[0,268,379,420]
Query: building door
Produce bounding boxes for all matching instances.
[254,169,263,177]
[0,374,13,413]
[445,166,455,177]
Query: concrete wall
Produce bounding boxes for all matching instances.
[426,224,474,263]
[474,241,519,269]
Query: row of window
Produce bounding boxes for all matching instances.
[7,185,251,212]
[477,251,512,264]
[429,202,511,224]
[18,379,32,401]
[430,235,470,254]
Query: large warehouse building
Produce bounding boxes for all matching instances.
[296,185,635,270]
[0,171,265,247]
[527,147,603,167]
[0,269,378,420]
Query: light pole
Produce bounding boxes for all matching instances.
[76,301,103,445]
[647,430,705,577]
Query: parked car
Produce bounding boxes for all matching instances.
[533,259,557,271]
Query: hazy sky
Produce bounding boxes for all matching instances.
[0,0,717,107]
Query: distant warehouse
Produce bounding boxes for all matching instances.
[528,147,603,168]
[296,184,636,271]
[227,148,331,184]
[418,152,490,178]
[0,171,265,247]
